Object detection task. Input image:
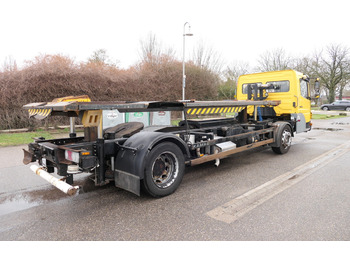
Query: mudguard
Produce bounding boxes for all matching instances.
[291,113,307,133]
[114,131,190,195]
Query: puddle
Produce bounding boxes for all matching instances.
[0,195,40,216]
[0,187,69,217]
[312,127,343,131]
[292,137,316,145]
[0,174,113,217]
[331,122,350,125]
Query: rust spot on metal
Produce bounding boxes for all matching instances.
[67,187,79,196]
[23,149,35,165]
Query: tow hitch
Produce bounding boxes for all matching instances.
[30,165,80,196]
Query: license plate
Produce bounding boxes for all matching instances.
[42,158,47,167]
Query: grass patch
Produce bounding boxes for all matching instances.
[0,131,54,147]
[171,119,181,126]
[312,114,347,120]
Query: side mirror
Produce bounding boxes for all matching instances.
[314,79,320,97]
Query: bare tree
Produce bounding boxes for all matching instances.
[139,33,161,64]
[138,32,175,65]
[295,56,313,75]
[88,49,118,66]
[219,61,251,100]
[311,44,350,103]
[192,41,224,73]
[337,76,350,100]
[226,61,250,81]
[257,48,294,72]
[294,56,323,100]
[1,56,17,72]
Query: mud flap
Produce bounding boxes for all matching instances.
[114,169,140,196]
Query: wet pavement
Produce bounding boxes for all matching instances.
[0,165,104,216]
[0,175,95,217]
[0,132,88,216]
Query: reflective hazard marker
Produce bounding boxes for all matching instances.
[28,108,52,119]
[186,106,245,115]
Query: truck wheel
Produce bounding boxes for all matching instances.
[272,125,292,154]
[143,142,185,197]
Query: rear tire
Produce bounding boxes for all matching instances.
[322,106,329,111]
[272,125,292,154]
[142,142,185,197]
[346,107,350,112]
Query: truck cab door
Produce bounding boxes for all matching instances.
[296,79,311,132]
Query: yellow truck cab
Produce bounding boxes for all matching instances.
[237,70,312,133]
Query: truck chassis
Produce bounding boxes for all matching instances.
[23,98,295,197]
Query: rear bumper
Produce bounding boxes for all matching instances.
[30,165,80,196]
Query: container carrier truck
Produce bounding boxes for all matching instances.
[22,70,319,197]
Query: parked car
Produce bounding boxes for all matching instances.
[320,100,350,111]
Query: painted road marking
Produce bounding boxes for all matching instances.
[206,140,350,224]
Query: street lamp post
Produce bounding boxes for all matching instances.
[182,22,193,119]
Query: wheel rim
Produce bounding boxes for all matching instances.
[281,129,292,149]
[322,107,328,111]
[151,151,179,188]
[346,107,350,111]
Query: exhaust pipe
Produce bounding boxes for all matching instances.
[30,165,79,196]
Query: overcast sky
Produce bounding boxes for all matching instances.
[1,0,349,69]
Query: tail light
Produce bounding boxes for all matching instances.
[65,150,80,163]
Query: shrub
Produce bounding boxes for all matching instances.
[0,54,220,130]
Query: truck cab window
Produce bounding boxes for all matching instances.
[300,79,309,99]
[242,82,262,94]
[266,81,290,93]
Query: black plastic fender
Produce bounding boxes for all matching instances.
[113,131,190,195]
[270,121,293,148]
